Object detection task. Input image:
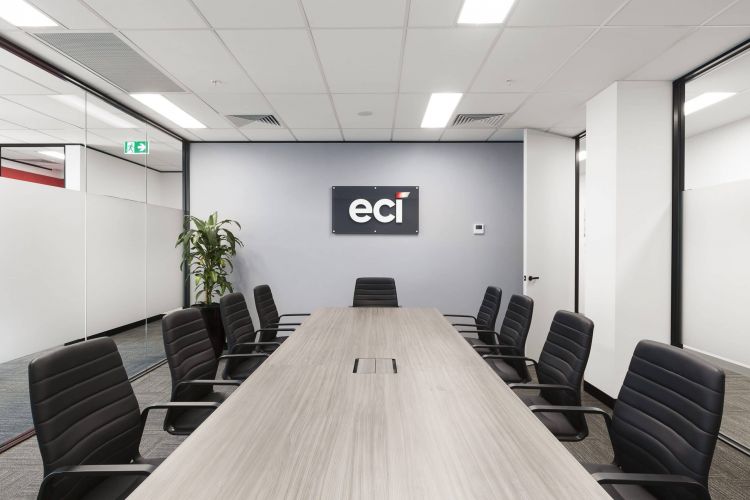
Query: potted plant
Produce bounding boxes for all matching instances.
[177,211,243,356]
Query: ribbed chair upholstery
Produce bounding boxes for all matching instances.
[220,292,293,352]
[473,294,534,382]
[162,308,269,434]
[444,286,502,345]
[352,277,399,307]
[485,310,594,440]
[29,338,218,500]
[253,284,310,332]
[530,341,725,500]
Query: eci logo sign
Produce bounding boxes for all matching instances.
[332,186,419,235]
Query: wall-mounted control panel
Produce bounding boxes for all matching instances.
[473,223,485,235]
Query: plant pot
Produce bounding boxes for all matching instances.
[192,303,225,357]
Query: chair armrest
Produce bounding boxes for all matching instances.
[591,472,710,499]
[453,323,480,328]
[230,342,282,354]
[139,401,220,436]
[473,344,516,351]
[217,353,269,379]
[444,314,477,321]
[528,405,612,433]
[278,313,310,319]
[508,383,578,398]
[482,354,538,370]
[173,379,241,396]
[39,464,155,497]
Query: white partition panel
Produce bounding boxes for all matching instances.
[0,178,85,363]
[146,204,184,316]
[85,194,146,335]
[683,179,750,369]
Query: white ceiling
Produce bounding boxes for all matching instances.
[0,0,748,143]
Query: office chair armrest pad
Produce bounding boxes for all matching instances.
[174,379,241,393]
[507,383,578,396]
[473,344,516,351]
[278,313,310,319]
[528,405,612,430]
[443,314,477,320]
[231,342,281,354]
[268,322,301,327]
[482,354,538,368]
[453,323,480,328]
[591,472,709,497]
[218,353,269,360]
[44,463,155,479]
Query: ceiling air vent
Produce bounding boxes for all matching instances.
[34,32,182,93]
[226,114,281,128]
[452,113,505,128]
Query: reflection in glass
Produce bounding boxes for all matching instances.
[683,47,750,449]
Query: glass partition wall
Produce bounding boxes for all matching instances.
[0,45,184,447]
[677,41,750,452]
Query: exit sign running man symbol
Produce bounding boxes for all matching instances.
[124,141,149,155]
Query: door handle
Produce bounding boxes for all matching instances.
[527,275,540,282]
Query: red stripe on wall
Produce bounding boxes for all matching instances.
[0,166,64,188]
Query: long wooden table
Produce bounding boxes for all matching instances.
[129,307,609,499]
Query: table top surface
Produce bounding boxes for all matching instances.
[129,307,609,500]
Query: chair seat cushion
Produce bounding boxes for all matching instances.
[518,393,579,438]
[485,357,524,383]
[226,355,266,380]
[582,463,659,500]
[167,391,228,434]
[80,475,144,500]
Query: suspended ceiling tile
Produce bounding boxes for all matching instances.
[123,30,259,94]
[472,27,594,93]
[332,94,396,129]
[400,27,498,93]
[302,0,407,28]
[313,29,403,93]
[219,29,327,93]
[193,0,305,28]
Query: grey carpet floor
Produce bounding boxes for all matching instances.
[722,369,750,448]
[0,362,749,499]
[0,322,166,444]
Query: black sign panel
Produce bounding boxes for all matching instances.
[332,186,419,235]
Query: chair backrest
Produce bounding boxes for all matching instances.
[495,294,534,377]
[162,308,219,401]
[352,277,398,307]
[611,340,725,499]
[537,310,594,407]
[475,286,503,332]
[220,292,258,350]
[28,338,141,498]
[254,284,280,329]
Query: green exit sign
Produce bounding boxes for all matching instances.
[124,140,149,155]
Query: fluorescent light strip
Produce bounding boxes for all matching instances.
[38,150,65,160]
[0,0,57,27]
[421,93,463,129]
[52,95,137,129]
[684,92,736,116]
[458,0,516,24]
[131,94,206,129]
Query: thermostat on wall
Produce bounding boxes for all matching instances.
[473,223,485,235]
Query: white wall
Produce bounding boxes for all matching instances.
[686,116,750,189]
[0,178,85,363]
[584,81,672,397]
[190,142,524,324]
[147,170,182,210]
[86,148,146,202]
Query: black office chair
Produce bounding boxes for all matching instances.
[29,338,218,500]
[484,310,594,440]
[352,277,399,307]
[471,294,534,382]
[162,308,273,434]
[220,292,294,352]
[444,286,502,346]
[253,284,310,331]
[529,340,725,500]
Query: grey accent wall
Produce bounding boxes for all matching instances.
[190,142,523,323]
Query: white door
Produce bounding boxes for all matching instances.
[523,130,576,359]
